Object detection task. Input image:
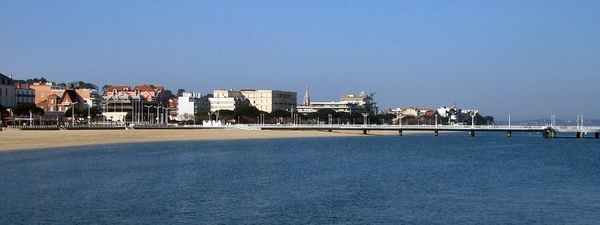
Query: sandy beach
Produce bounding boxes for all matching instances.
[0,128,404,151]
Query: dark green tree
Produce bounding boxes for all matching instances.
[69,81,98,89]
[64,108,83,118]
[484,116,495,125]
[82,107,101,120]
[270,109,291,118]
[307,109,338,123]
[0,104,9,119]
[196,110,211,121]
[234,105,261,118]
[216,109,236,122]
[376,114,395,124]
[176,89,186,97]
[101,84,111,94]
[11,103,45,116]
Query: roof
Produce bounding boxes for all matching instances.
[106,86,131,93]
[133,85,163,93]
[61,90,82,103]
[342,94,366,98]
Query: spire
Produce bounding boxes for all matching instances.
[303,84,310,106]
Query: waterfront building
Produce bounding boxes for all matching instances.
[297,101,362,114]
[340,91,378,114]
[401,107,420,117]
[209,88,296,113]
[296,91,378,115]
[14,82,35,105]
[209,89,248,112]
[29,82,67,107]
[175,92,204,121]
[240,89,297,113]
[0,73,16,107]
[101,85,165,124]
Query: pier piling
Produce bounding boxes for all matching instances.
[398,130,402,136]
[434,130,438,137]
[507,131,512,137]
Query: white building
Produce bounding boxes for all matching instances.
[176,92,203,121]
[297,101,362,114]
[340,92,378,114]
[241,89,297,112]
[296,90,378,115]
[210,88,297,113]
[209,89,248,112]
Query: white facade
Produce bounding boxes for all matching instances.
[210,89,296,113]
[209,89,248,112]
[176,92,202,121]
[297,101,361,114]
[209,97,240,111]
[297,92,377,115]
[241,89,297,112]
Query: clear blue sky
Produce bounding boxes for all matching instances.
[1,0,599,120]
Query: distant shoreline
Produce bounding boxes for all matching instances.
[0,128,414,152]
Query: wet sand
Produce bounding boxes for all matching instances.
[0,128,406,151]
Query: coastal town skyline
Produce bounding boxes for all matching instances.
[2,1,599,120]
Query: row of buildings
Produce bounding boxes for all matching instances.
[1,73,379,124]
[3,72,483,125]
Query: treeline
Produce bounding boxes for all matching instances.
[189,107,394,125]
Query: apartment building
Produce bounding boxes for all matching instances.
[14,83,35,105]
[176,92,205,121]
[209,89,297,113]
[0,73,16,107]
[209,89,248,111]
[297,91,378,115]
[240,89,297,112]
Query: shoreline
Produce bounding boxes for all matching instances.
[0,128,414,152]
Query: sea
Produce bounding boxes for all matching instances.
[1,132,599,224]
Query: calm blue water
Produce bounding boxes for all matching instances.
[1,132,599,224]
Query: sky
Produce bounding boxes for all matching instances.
[1,0,599,120]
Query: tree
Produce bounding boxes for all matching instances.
[64,108,83,118]
[102,84,111,94]
[484,116,495,125]
[196,110,211,121]
[13,77,48,85]
[11,103,44,116]
[217,109,237,122]
[69,81,98,89]
[176,89,186,97]
[376,114,395,124]
[157,89,176,106]
[307,109,338,123]
[270,109,291,118]
[0,104,9,119]
[82,107,101,120]
[234,105,261,118]
[269,109,291,123]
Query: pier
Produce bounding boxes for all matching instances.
[11,123,600,138]
[248,124,600,138]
